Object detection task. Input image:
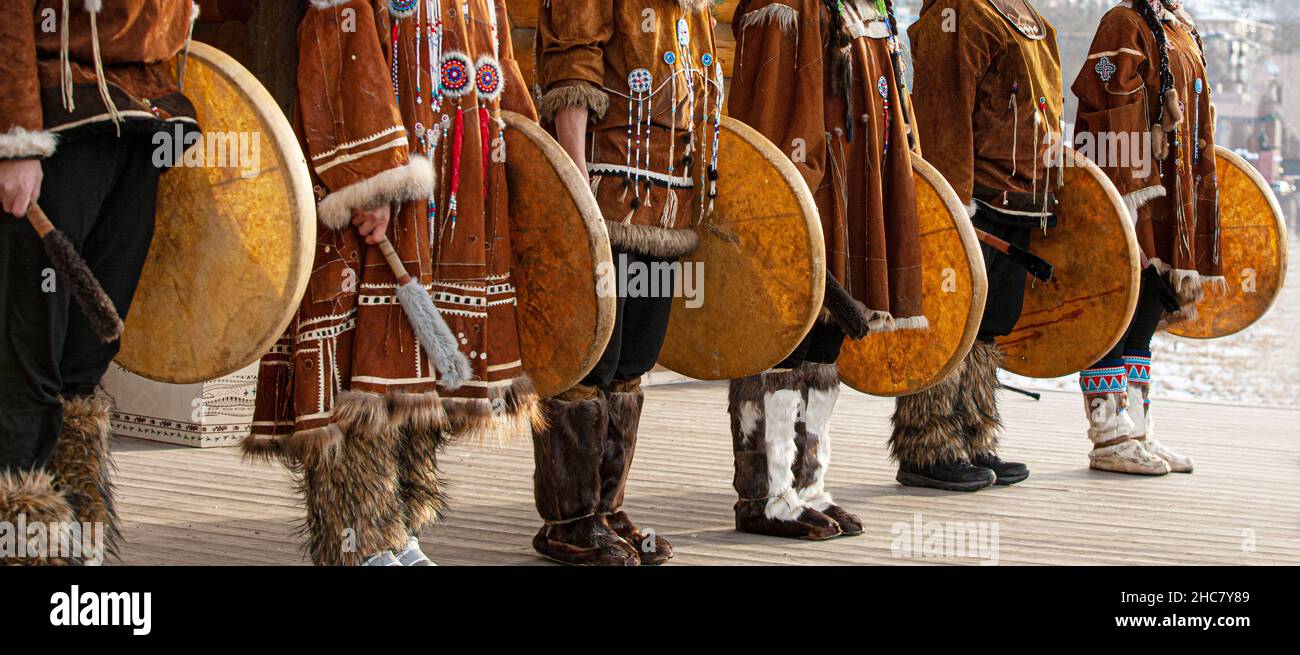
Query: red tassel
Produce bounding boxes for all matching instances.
[479,108,490,197]
[449,107,465,223]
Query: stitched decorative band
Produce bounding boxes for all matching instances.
[1080,366,1128,393]
[1123,352,1152,384]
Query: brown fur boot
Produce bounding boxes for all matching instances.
[0,469,81,565]
[960,342,1028,485]
[48,394,120,562]
[532,386,639,566]
[890,358,996,492]
[794,363,862,536]
[294,392,409,566]
[600,378,673,565]
[391,392,449,541]
[730,370,841,540]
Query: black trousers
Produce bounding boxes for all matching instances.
[582,250,676,388]
[0,135,161,472]
[972,211,1034,342]
[1094,272,1165,365]
[777,319,844,368]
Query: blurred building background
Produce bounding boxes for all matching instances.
[895,0,1300,231]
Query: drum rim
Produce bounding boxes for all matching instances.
[116,41,317,384]
[1167,145,1290,339]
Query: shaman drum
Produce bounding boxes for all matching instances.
[657,117,826,380]
[115,42,315,384]
[1168,146,1289,339]
[997,146,1141,378]
[839,154,988,396]
[502,111,616,398]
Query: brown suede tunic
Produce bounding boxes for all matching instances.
[0,0,198,159]
[1072,1,1221,286]
[729,0,925,329]
[536,0,719,258]
[910,0,1064,219]
[251,0,540,453]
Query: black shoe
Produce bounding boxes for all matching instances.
[896,460,997,492]
[973,453,1029,485]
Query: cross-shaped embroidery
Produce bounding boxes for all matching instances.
[1095,56,1117,82]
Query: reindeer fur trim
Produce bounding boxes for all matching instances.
[308,0,355,9]
[678,0,716,13]
[605,221,699,258]
[49,394,120,563]
[442,375,545,446]
[960,341,1003,458]
[1122,185,1167,223]
[537,84,610,124]
[0,126,58,159]
[889,359,971,467]
[738,4,800,35]
[316,158,435,230]
[0,470,80,565]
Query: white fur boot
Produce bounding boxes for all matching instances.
[1125,354,1194,473]
[1081,365,1169,475]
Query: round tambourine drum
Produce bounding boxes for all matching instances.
[116,42,315,384]
[502,111,616,398]
[1167,146,1289,339]
[997,147,1141,379]
[839,154,988,396]
[657,117,826,380]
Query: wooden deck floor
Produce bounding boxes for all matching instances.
[113,382,1300,565]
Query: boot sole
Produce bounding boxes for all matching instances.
[993,472,1029,485]
[1089,462,1169,476]
[896,470,995,492]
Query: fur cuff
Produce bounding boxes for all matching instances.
[867,310,930,334]
[605,221,699,258]
[964,201,977,220]
[316,158,434,230]
[537,84,610,124]
[738,4,800,34]
[678,0,715,13]
[308,0,354,9]
[1122,185,1166,223]
[0,127,58,159]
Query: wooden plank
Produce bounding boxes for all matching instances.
[110,382,1300,566]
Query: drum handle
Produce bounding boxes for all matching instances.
[27,204,55,238]
[376,236,413,286]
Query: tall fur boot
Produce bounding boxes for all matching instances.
[295,392,409,565]
[730,369,841,540]
[391,392,449,564]
[960,342,1029,485]
[890,356,996,491]
[48,394,120,563]
[1081,365,1169,475]
[532,385,639,566]
[0,469,80,565]
[1124,353,1193,473]
[794,363,862,536]
[599,378,673,564]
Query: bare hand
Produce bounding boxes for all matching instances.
[0,159,43,218]
[555,104,589,177]
[352,204,391,245]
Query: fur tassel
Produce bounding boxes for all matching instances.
[738,3,800,35]
[1122,185,1167,223]
[0,126,58,159]
[537,84,610,124]
[605,221,699,258]
[394,278,472,390]
[316,158,435,230]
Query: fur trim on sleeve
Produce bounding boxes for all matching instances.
[308,0,355,9]
[678,0,716,13]
[738,4,800,35]
[0,126,58,160]
[1121,185,1166,223]
[316,158,434,230]
[537,84,610,124]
